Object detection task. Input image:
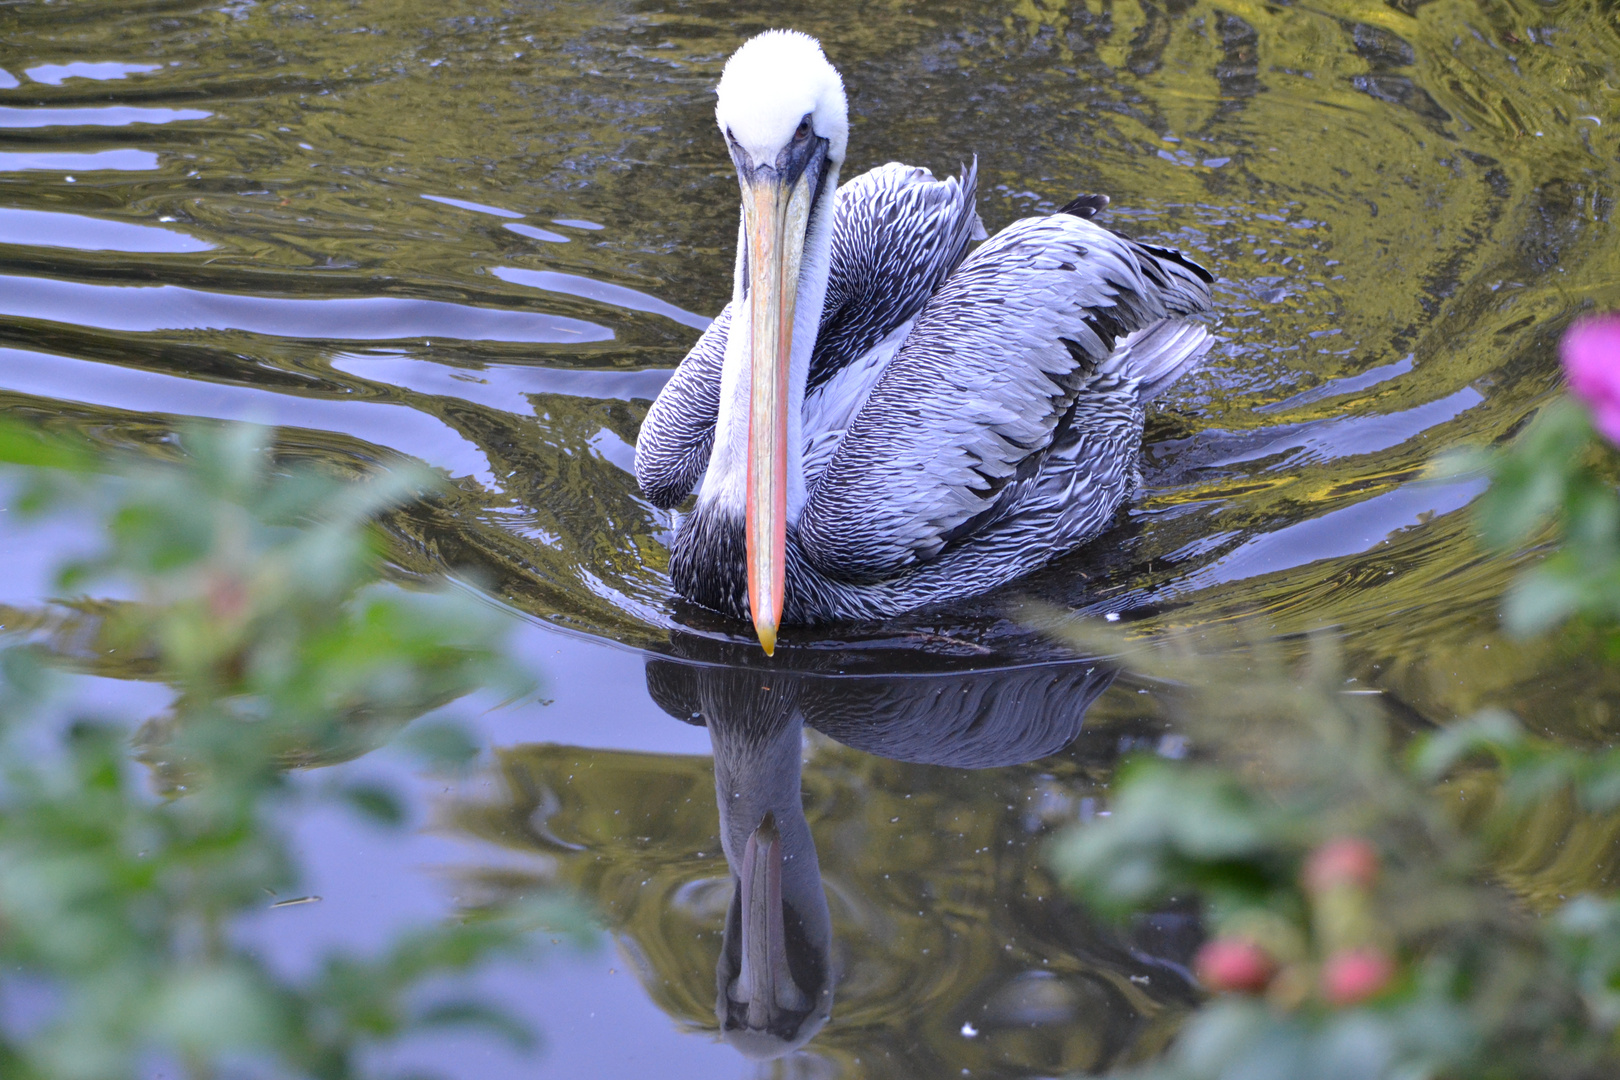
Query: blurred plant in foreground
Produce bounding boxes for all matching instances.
[1049,314,1620,1079]
[1455,313,1620,636]
[0,421,590,1080]
[1049,636,1613,1079]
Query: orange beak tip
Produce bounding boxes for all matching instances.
[756,622,778,656]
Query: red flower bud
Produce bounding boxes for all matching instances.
[1195,938,1276,994]
[1304,837,1380,895]
[1320,948,1394,1006]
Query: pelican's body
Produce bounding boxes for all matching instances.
[635,31,1214,649]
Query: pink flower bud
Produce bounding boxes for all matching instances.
[1195,938,1276,994]
[206,572,250,623]
[1303,837,1380,895]
[1320,948,1395,1006]
[1562,314,1620,444]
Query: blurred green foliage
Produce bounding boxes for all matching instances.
[1049,636,1599,1078]
[1443,399,1620,636]
[1050,348,1620,1078]
[0,420,590,1080]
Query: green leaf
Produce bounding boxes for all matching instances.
[149,964,288,1054]
[340,782,407,826]
[1502,566,1587,637]
[1048,761,1284,916]
[1410,709,1523,782]
[1425,447,1491,482]
[500,894,599,946]
[399,719,480,771]
[0,418,94,472]
[412,1000,535,1048]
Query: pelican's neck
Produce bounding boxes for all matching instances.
[697,167,841,522]
[709,701,814,869]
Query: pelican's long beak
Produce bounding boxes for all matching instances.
[739,164,814,655]
[730,811,808,1029]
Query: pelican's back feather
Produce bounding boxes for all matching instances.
[795,213,1213,582]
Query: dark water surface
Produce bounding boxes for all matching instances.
[3,0,1619,1075]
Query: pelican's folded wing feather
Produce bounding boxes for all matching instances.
[809,160,985,390]
[634,303,731,509]
[796,214,1213,581]
[633,161,983,508]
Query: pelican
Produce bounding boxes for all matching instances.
[635,30,1215,653]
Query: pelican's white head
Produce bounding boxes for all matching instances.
[715,30,848,167]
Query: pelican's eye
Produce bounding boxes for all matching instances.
[794,116,811,142]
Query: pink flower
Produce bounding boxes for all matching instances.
[1320,948,1396,1006]
[1562,314,1620,443]
[1303,837,1380,896]
[1194,938,1276,994]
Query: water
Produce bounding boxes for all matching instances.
[2,0,1618,1074]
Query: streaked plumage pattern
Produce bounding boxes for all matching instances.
[636,161,984,510]
[638,163,1215,625]
[798,212,1212,582]
[810,161,987,394]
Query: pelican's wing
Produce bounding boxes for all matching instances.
[808,160,985,390]
[634,162,983,508]
[796,214,1213,581]
[634,303,731,509]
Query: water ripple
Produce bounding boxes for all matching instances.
[0,346,494,483]
[0,275,612,344]
[0,105,211,128]
[0,207,212,253]
[0,149,158,172]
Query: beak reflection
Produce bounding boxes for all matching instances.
[720,810,826,1057]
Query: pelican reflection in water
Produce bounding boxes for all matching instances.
[635,30,1214,652]
[645,637,1138,1059]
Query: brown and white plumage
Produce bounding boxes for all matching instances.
[633,30,1215,646]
